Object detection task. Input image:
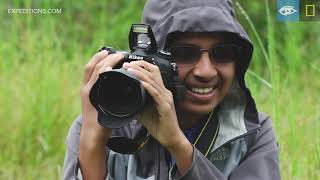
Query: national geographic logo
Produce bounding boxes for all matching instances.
[300,0,320,21]
[277,0,320,21]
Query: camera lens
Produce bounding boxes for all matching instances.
[97,71,143,117]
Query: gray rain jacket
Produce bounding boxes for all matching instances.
[64,0,281,179]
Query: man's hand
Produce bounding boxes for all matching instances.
[79,50,124,179]
[122,61,193,175]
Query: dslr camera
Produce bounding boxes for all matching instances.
[89,24,185,128]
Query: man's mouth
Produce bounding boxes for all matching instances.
[185,84,218,95]
[184,84,219,102]
[190,87,214,94]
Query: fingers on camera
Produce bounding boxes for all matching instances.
[140,81,164,105]
[86,53,124,85]
[83,50,109,83]
[96,53,124,73]
[127,68,153,84]
[123,62,152,76]
[130,60,159,73]
[98,66,112,74]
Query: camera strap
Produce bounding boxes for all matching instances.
[107,108,219,157]
[193,108,220,157]
[107,126,150,154]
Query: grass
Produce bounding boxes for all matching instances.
[0,0,319,179]
[236,1,320,179]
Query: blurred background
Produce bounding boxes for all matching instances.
[0,0,319,179]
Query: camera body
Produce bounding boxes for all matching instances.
[89,24,185,128]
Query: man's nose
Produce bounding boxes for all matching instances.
[192,52,218,81]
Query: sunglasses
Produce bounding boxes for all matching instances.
[169,44,242,66]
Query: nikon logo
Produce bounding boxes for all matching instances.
[129,55,144,60]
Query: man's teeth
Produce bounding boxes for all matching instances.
[191,87,214,94]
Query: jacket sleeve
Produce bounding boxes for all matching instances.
[63,116,83,180]
[170,117,281,180]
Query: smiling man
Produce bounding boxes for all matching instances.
[169,32,239,130]
[63,0,281,179]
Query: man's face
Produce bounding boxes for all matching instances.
[170,33,236,115]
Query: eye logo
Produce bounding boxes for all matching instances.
[279,6,298,16]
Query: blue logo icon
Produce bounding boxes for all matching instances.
[278,6,298,16]
[277,0,300,21]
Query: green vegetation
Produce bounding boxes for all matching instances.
[0,0,319,179]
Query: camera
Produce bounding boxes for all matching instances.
[89,24,185,128]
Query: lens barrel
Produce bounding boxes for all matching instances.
[90,69,147,128]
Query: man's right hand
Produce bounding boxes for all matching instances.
[79,49,124,179]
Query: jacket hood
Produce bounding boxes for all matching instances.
[142,0,259,128]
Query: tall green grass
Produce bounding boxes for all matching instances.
[0,1,144,179]
[236,0,320,179]
[0,0,319,179]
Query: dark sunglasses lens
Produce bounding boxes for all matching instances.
[171,47,200,64]
[210,45,239,63]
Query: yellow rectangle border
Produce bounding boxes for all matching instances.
[305,4,316,16]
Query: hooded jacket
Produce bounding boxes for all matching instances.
[63,0,281,179]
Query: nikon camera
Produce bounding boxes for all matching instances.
[89,24,185,128]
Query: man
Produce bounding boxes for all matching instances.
[64,0,281,179]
